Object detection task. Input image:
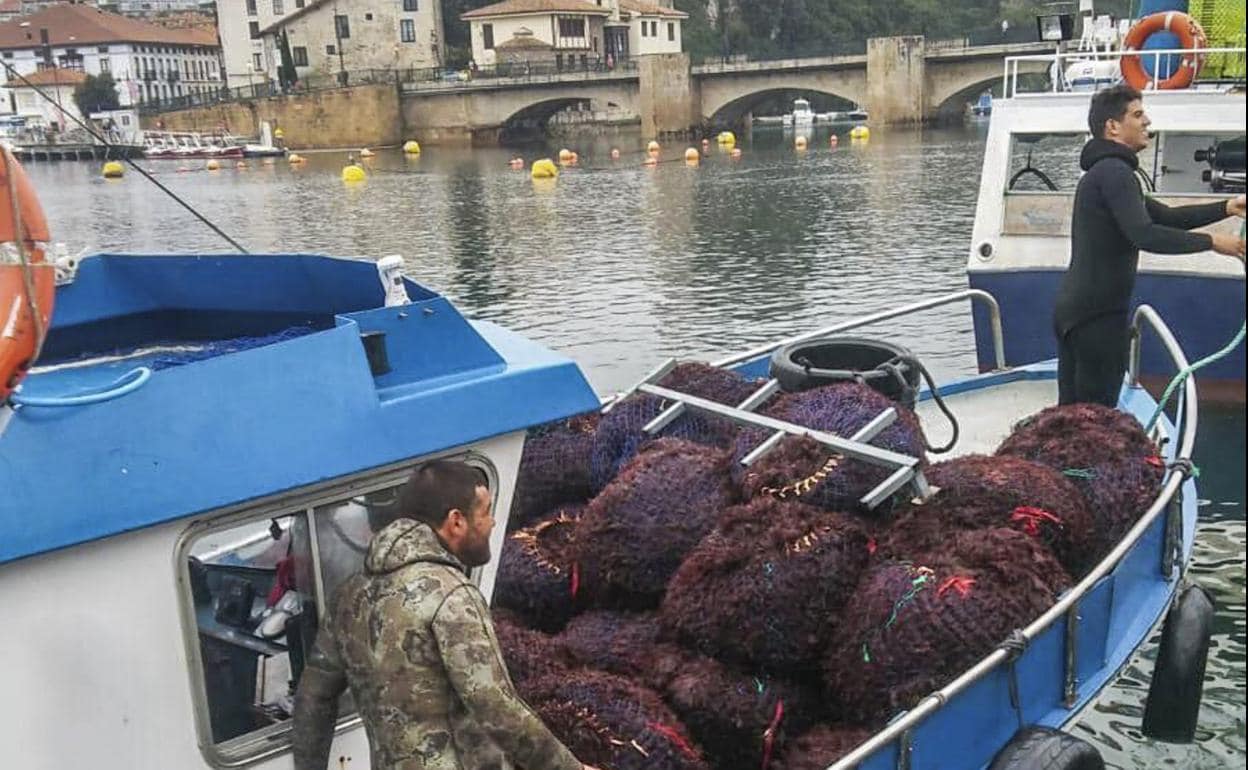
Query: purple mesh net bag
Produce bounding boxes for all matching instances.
[590,362,768,492]
[525,670,711,770]
[824,528,1070,725]
[491,610,571,697]
[881,454,1098,577]
[661,497,870,673]
[510,413,599,532]
[494,506,583,632]
[557,610,677,690]
[772,725,875,770]
[576,438,739,609]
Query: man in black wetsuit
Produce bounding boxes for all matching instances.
[1055,84,1246,407]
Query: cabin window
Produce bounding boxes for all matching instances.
[1153,132,1245,196]
[179,455,498,766]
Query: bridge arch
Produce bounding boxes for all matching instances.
[925,58,1051,120]
[697,68,868,129]
[705,87,863,128]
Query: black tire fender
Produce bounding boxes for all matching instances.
[1142,582,1215,743]
[988,726,1104,770]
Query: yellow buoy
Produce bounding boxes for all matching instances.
[288,153,306,164]
[717,131,736,146]
[403,140,421,155]
[101,160,124,179]
[850,125,870,140]
[795,135,808,150]
[684,147,700,164]
[206,159,221,171]
[558,148,575,164]
[274,127,285,140]
[647,140,661,155]
[342,164,366,182]
[360,148,375,158]
[531,158,559,179]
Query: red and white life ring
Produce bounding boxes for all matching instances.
[1120,11,1207,91]
[1,147,55,403]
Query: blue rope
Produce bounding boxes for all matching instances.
[11,367,152,407]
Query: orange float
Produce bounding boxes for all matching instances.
[1,148,55,402]
[1120,11,1207,91]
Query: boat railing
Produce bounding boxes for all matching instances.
[1001,46,1247,98]
[829,302,1199,769]
[713,289,1007,371]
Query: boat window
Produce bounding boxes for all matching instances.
[1006,133,1086,193]
[1154,132,1246,196]
[179,453,498,766]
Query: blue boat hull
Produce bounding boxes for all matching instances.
[969,269,1245,390]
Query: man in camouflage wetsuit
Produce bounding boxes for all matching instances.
[292,460,599,770]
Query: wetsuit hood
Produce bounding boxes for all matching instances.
[1081,137,1139,172]
[365,518,468,575]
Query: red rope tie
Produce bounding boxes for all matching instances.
[937,575,976,599]
[866,537,877,556]
[569,561,580,599]
[1010,506,1063,537]
[646,721,700,760]
[760,699,785,770]
[1145,455,1165,468]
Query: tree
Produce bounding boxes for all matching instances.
[73,72,121,116]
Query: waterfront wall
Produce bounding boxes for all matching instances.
[867,36,927,127]
[140,84,403,149]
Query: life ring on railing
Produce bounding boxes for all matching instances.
[1,147,55,403]
[1120,11,1207,91]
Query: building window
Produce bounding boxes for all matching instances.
[326,44,336,55]
[403,0,417,10]
[558,17,585,39]
[482,23,494,50]
[246,0,256,15]
[253,52,263,71]
[295,0,304,7]
[292,46,308,66]
[249,21,261,39]
[400,19,416,43]
[668,22,675,41]
[365,13,373,21]
[100,57,110,73]
[97,45,109,53]
[273,0,283,15]
[640,20,647,37]
[651,20,658,37]
[334,15,350,39]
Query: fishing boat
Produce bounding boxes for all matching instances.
[782,98,816,126]
[1,155,1211,766]
[966,18,1246,400]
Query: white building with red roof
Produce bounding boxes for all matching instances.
[0,3,222,111]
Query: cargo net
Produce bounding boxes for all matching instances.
[995,403,1165,555]
[882,454,1098,578]
[1189,0,1247,79]
[733,383,928,516]
[492,371,1168,766]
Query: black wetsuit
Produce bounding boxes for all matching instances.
[1054,138,1227,406]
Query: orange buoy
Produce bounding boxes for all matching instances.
[830,134,839,147]
[0,148,56,402]
[1121,11,1207,90]
[611,148,621,160]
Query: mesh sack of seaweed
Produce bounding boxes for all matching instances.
[732,382,927,515]
[823,527,1071,725]
[995,403,1165,555]
[494,506,584,632]
[510,413,599,532]
[524,669,711,770]
[879,454,1097,578]
[661,496,870,673]
[556,610,686,690]
[590,362,768,492]
[575,438,739,610]
[772,724,875,770]
[661,649,825,769]
[491,609,572,697]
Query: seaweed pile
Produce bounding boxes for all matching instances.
[493,371,1161,770]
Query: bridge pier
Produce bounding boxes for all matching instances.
[638,53,699,138]
[867,36,927,126]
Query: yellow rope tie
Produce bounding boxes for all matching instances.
[785,525,835,555]
[761,454,842,500]
[510,509,579,576]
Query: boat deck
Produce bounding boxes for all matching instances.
[916,376,1058,459]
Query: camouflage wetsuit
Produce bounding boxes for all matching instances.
[292,519,581,770]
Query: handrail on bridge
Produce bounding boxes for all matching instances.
[829,302,1199,769]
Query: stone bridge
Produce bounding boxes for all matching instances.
[402,37,1053,143]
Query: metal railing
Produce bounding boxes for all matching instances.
[829,302,1199,769]
[713,289,1006,371]
[1002,46,1248,97]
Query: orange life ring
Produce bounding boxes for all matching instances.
[1120,11,1207,91]
[1,148,55,403]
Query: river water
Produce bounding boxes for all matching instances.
[28,123,1244,768]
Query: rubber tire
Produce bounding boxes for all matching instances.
[768,336,919,407]
[1142,583,1215,743]
[988,727,1104,770]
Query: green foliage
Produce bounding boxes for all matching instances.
[72,72,120,116]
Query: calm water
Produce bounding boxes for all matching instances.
[29,124,1245,768]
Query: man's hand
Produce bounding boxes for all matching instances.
[1228,195,1247,218]
[1210,231,1245,259]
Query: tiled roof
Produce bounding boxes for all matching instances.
[461,0,611,21]
[0,0,21,16]
[5,67,89,87]
[0,4,218,50]
[620,0,687,18]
